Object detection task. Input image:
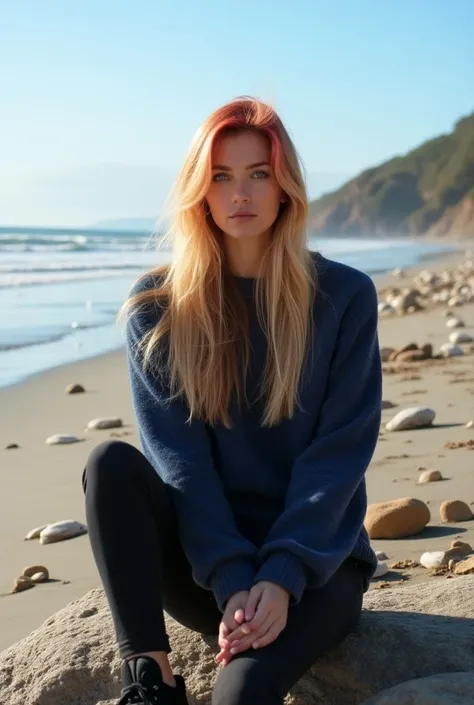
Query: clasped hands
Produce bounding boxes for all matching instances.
[216,581,290,666]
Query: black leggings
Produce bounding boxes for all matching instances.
[82,440,365,705]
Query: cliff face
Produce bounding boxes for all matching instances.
[308,113,474,238]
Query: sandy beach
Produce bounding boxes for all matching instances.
[1,248,473,653]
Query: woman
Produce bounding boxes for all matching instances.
[82,96,381,705]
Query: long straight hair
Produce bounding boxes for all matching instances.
[121,96,317,429]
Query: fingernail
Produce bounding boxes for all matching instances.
[230,648,237,654]
[253,642,259,649]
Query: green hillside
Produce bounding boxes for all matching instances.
[308,112,474,238]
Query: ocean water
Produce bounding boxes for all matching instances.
[0,227,458,388]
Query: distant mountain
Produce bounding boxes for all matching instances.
[309,112,474,238]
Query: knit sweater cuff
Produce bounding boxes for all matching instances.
[254,551,308,603]
[210,557,256,612]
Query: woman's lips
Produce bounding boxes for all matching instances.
[230,214,257,220]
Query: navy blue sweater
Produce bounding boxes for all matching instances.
[126,253,381,611]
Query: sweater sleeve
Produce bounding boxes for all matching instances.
[126,292,257,611]
[254,277,382,602]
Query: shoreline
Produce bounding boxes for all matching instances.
[1,241,470,393]
[1,246,473,652]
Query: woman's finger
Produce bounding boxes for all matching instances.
[229,613,276,655]
[247,592,271,631]
[244,584,264,622]
[252,619,285,649]
[225,621,252,643]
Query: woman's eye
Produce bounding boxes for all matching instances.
[252,170,270,179]
[212,173,229,182]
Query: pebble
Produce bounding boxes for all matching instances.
[86,417,123,430]
[420,551,448,569]
[448,331,473,344]
[440,500,474,522]
[39,520,88,544]
[365,497,430,539]
[380,347,396,362]
[439,342,464,357]
[382,400,396,409]
[24,525,49,540]
[45,434,82,445]
[466,420,474,429]
[385,407,436,432]
[417,469,442,484]
[378,302,395,316]
[375,551,388,560]
[450,556,474,575]
[65,383,85,394]
[23,565,49,582]
[12,576,35,593]
[373,561,389,578]
[5,443,19,450]
[446,317,465,328]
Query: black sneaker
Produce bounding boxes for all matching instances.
[118,655,188,705]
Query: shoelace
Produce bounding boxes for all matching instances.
[118,681,157,705]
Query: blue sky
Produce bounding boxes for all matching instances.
[1,0,473,226]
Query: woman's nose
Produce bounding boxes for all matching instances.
[232,186,251,203]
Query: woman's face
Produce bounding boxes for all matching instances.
[206,131,284,240]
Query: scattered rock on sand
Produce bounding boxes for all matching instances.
[360,672,474,705]
[373,561,389,579]
[375,551,388,560]
[87,417,123,430]
[448,330,473,344]
[65,383,85,394]
[365,498,430,539]
[466,419,474,429]
[417,469,442,484]
[5,443,19,450]
[24,525,49,540]
[440,342,464,357]
[381,400,396,410]
[39,520,88,544]
[45,434,82,445]
[445,316,465,328]
[380,347,396,362]
[385,407,436,432]
[392,289,423,314]
[2,578,474,705]
[22,565,49,583]
[420,551,452,569]
[450,556,474,575]
[444,439,474,449]
[11,576,35,594]
[440,500,474,522]
[378,302,395,316]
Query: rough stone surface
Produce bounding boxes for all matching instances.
[365,498,430,539]
[1,577,473,705]
[360,672,474,704]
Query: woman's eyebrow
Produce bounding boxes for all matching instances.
[211,161,270,171]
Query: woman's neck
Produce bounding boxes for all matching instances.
[223,231,270,278]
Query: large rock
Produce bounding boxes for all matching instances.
[361,672,474,704]
[365,498,431,539]
[1,577,474,704]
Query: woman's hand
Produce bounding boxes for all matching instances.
[216,590,250,666]
[220,581,290,660]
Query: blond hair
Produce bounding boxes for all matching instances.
[121,96,317,429]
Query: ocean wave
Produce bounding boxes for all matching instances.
[0,320,115,352]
